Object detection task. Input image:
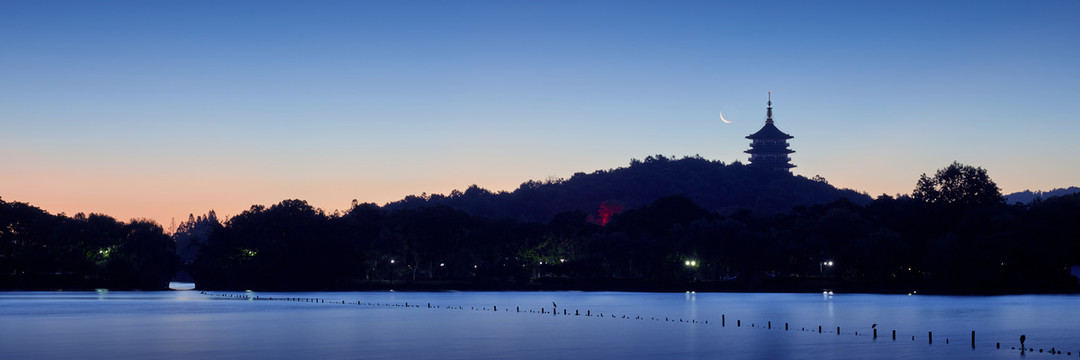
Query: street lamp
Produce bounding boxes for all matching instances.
[684,259,699,288]
[820,260,834,276]
[388,259,396,286]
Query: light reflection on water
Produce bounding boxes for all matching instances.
[1,288,1076,359]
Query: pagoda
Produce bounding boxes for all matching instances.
[745,93,795,171]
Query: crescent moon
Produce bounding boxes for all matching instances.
[719,111,732,124]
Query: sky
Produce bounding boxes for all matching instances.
[2,0,1079,228]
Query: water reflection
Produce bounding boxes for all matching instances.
[0,291,1075,359]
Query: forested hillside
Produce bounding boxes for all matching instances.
[386,155,870,223]
[0,199,179,290]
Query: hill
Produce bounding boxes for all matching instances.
[385,155,871,222]
[1006,187,1080,204]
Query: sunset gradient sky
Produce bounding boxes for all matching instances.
[3,0,1079,227]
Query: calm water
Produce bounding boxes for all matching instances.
[1,284,1076,359]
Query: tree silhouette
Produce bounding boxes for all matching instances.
[385,156,871,222]
[0,198,178,290]
[5,159,1080,294]
[913,162,1003,209]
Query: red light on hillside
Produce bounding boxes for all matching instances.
[596,202,623,226]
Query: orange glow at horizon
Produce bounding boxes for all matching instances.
[5,155,1062,232]
[2,167,545,231]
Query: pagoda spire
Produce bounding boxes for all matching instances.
[766,92,773,125]
[745,92,795,172]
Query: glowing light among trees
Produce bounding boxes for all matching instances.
[595,202,623,226]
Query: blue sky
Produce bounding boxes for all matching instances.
[2,0,1078,225]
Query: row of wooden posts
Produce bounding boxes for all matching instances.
[200,291,1074,355]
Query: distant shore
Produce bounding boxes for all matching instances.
[175,278,1080,296]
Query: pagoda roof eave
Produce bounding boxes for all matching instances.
[746,123,793,139]
[745,149,795,154]
[748,163,797,168]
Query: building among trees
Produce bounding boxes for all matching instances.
[745,93,795,171]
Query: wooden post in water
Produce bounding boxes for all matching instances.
[768,321,771,329]
[893,330,896,340]
[737,320,741,327]
[929,332,933,344]
[819,326,822,333]
[785,323,789,331]
[873,329,877,339]
[721,314,725,326]
[837,326,840,335]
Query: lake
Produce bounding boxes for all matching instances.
[0,283,1075,359]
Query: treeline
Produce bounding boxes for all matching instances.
[4,162,1079,293]
[1006,186,1080,204]
[0,199,179,290]
[185,163,1080,293]
[385,155,871,222]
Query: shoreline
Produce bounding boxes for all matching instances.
[8,279,1077,296]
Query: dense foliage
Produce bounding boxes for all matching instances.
[0,198,179,290]
[183,163,1080,293]
[913,162,1003,208]
[385,155,871,222]
[173,211,221,266]
[5,160,1079,293]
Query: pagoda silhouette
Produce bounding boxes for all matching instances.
[745,93,795,172]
